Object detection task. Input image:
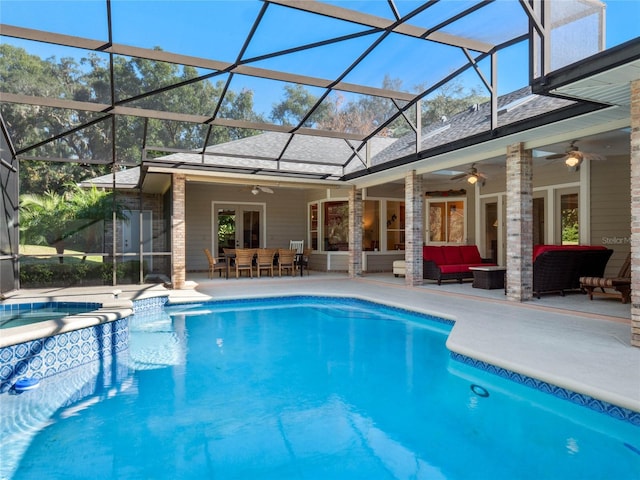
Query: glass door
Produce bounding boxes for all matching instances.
[214,203,264,255]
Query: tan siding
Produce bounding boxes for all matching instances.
[185,184,306,272]
[327,253,349,271]
[533,162,579,186]
[364,253,405,272]
[590,155,630,276]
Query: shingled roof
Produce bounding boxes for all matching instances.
[370,87,576,167]
[81,87,578,189]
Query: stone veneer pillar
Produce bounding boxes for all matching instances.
[171,173,186,290]
[348,186,363,278]
[505,143,533,301]
[405,170,423,286]
[631,79,640,347]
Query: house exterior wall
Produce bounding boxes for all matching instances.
[590,154,631,277]
[185,183,307,272]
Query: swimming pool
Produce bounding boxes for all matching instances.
[0,302,101,329]
[1,296,638,479]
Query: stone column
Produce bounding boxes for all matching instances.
[631,79,640,347]
[348,186,363,278]
[505,143,533,301]
[405,170,423,286]
[171,173,186,289]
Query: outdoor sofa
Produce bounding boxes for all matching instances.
[532,245,613,298]
[423,245,496,284]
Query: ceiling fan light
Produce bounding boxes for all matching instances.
[251,187,260,195]
[467,175,478,185]
[565,156,581,168]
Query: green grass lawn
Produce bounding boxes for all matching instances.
[20,244,103,263]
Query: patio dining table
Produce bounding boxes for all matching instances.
[223,251,305,279]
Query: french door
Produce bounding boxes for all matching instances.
[213,203,265,255]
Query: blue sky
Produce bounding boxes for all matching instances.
[1,0,638,116]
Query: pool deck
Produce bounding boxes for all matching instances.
[2,272,638,414]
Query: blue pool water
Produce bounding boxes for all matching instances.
[0,302,100,329]
[1,297,639,479]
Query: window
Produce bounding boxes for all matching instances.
[324,201,349,251]
[309,203,318,250]
[386,201,405,250]
[560,192,579,245]
[363,200,380,251]
[428,199,465,244]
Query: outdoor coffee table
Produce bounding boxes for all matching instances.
[468,266,506,290]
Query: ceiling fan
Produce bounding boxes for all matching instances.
[249,185,274,195]
[544,140,606,169]
[450,164,487,185]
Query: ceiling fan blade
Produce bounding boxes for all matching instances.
[450,173,467,181]
[259,186,274,194]
[545,153,565,160]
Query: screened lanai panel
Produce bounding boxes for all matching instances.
[0,38,112,104]
[220,76,327,125]
[548,0,605,70]
[2,106,111,159]
[282,134,362,165]
[246,28,383,81]
[243,2,375,61]
[113,57,224,113]
[342,33,473,94]
[143,119,209,154]
[435,1,529,45]
[205,130,290,158]
[305,90,409,137]
[114,115,147,166]
[110,1,260,62]
[0,0,107,39]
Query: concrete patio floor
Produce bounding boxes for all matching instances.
[2,271,638,414]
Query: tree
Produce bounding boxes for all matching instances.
[270,84,330,127]
[19,185,129,262]
[420,81,488,126]
[1,44,263,194]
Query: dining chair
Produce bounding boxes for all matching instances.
[289,240,304,254]
[256,248,276,277]
[298,247,312,275]
[277,248,296,276]
[234,248,255,278]
[204,248,225,278]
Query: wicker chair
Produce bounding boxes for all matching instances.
[580,253,631,303]
[234,248,255,278]
[256,248,276,277]
[204,248,225,278]
[277,248,296,276]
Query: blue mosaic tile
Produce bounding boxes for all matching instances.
[0,348,13,363]
[0,316,130,393]
[44,351,56,367]
[43,336,56,351]
[451,352,640,427]
[0,365,13,381]
[132,296,168,314]
[14,360,27,376]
